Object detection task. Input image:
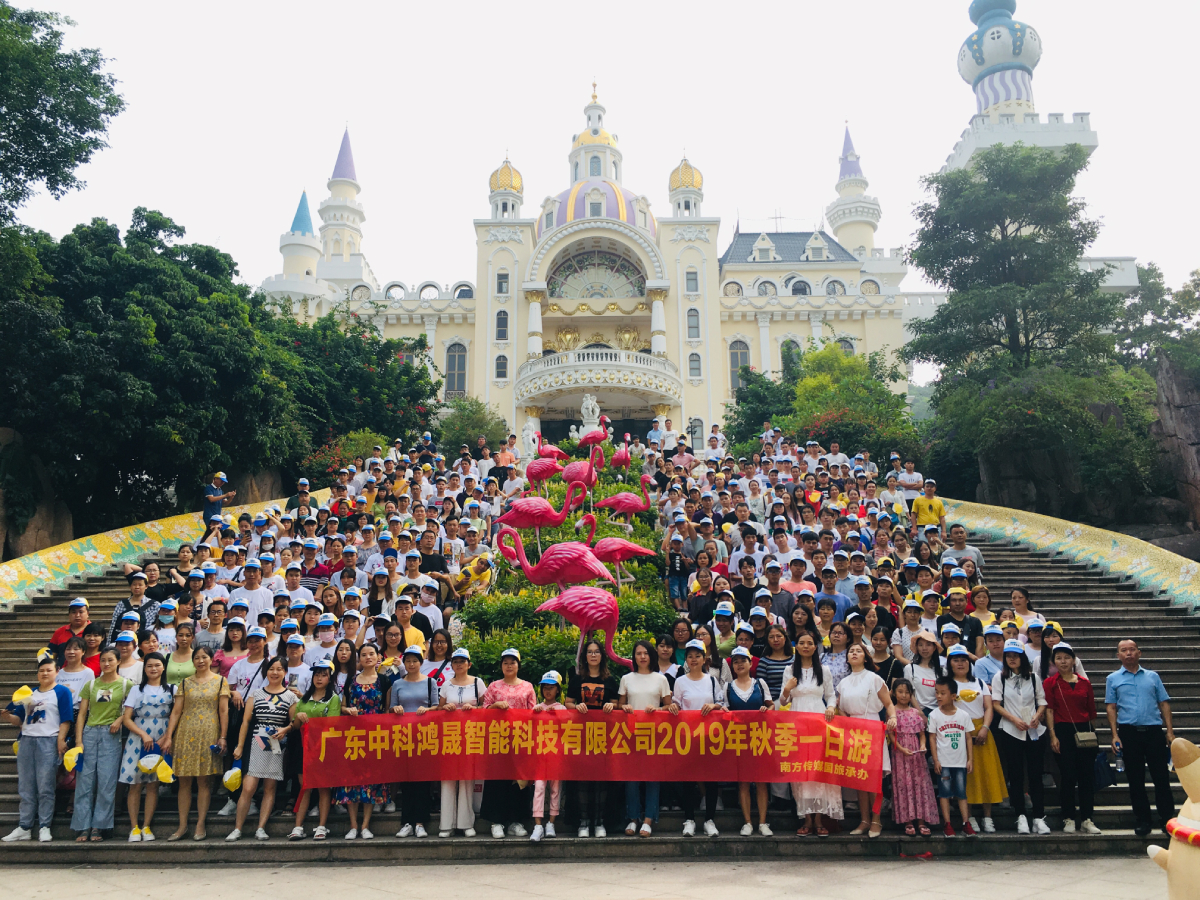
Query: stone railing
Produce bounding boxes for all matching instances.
[515,349,683,404]
[0,490,330,611]
[944,498,1200,616]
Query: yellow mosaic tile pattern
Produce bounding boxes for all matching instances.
[0,491,331,609]
[944,499,1200,615]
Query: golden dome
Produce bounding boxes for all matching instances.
[669,157,702,191]
[572,127,618,149]
[489,159,523,193]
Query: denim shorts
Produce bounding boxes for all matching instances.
[936,766,967,800]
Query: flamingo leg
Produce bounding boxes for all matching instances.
[535,526,542,556]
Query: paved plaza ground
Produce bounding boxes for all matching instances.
[3,856,1168,900]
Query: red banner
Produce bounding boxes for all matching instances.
[300,710,883,792]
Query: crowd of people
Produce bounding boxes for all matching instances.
[1,425,1180,845]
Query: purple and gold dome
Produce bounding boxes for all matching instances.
[537,178,655,239]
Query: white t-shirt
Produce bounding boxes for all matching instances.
[416,601,444,632]
[284,661,312,695]
[22,686,74,737]
[953,677,990,721]
[55,669,95,708]
[155,626,177,654]
[671,672,723,711]
[227,656,267,699]
[927,706,974,768]
[287,586,315,605]
[619,672,672,710]
[118,661,143,683]
[898,471,924,501]
[303,642,337,666]
[904,663,940,710]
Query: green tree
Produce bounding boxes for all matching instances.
[437,396,509,456]
[902,143,1120,374]
[1111,263,1200,372]
[0,2,124,220]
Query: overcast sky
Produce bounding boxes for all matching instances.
[18,0,1200,300]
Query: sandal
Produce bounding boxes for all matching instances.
[918,824,931,836]
[849,821,870,835]
[90,829,103,842]
[869,818,883,839]
[816,826,829,837]
[76,833,89,843]
[796,825,811,836]
[904,824,916,836]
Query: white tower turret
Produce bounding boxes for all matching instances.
[568,83,623,185]
[825,127,881,257]
[667,157,703,217]
[488,158,523,220]
[315,128,378,291]
[280,191,320,277]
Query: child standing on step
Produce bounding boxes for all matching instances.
[529,671,566,842]
[889,679,939,836]
[927,676,976,837]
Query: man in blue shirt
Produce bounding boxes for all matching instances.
[814,564,855,622]
[203,471,236,525]
[1104,639,1177,835]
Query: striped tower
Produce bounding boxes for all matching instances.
[957,0,1043,120]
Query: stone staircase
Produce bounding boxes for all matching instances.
[0,537,1195,862]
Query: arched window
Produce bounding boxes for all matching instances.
[689,353,702,378]
[838,339,855,355]
[729,340,750,391]
[613,161,619,179]
[686,308,700,339]
[495,310,509,341]
[826,280,845,297]
[574,162,579,181]
[861,280,880,295]
[757,282,776,296]
[781,339,800,360]
[688,418,704,446]
[495,355,508,379]
[791,281,810,296]
[445,343,467,397]
[455,285,474,299]
[589,156,601,177]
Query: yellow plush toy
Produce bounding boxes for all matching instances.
[1148,738,1200,900]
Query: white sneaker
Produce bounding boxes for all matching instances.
[968,816,980,833]
[508,822,528,837]
[308,807,319,818]
[740,822,753,836]
[360,828,374,840]
[1081,819,1102,835]
[288,826,305,841]
[463,827,476,837]
[37,827,52,843]
[544,823,556,838]
[127,827,142,843]
[491,823,505,839]
[2,827,31,842]
[247,802,258,816]
[982,817,996,834]
[313,826,327,840]
[344,828,357,840]
[1032,818,1051,835]
[577,825,590,838]
[682,819,696,836]
[372,803,381,813]
[530,824,544,842]
[415,824,428,838]
[255,828,269,841]
[1016,815,1030,835]
[217,799,237,816]
[703,819,720,837]
[396,824,414,838]
[759,823,773,837]
[225,828,241,842]
[438,831,452,838]
[384,801,396,813]
[140,827,155,842]
[1062,819,1076,833]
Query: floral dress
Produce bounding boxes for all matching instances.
[821,649,850,691]
[335,678,389,805]
[119,685,174,784]
[173,675,230,777]
[890,707,939,824]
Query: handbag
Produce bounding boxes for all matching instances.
[1055,681,1099,750]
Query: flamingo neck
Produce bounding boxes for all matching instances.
[591,445,605,469]
[553,483,579,526]
[640,478,651,510]
[583,515,597,545]
[502,528,531,571]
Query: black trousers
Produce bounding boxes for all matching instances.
[576,781,607,826]
[1052,723,1095,822]
[681,782,719,822]
[401,782,434,826]
[1118,725,1177,827]
[997,730,1045,819]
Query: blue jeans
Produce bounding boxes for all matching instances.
[71,726,122,831]
[625,781,660,822]
[17,734,58,830]
[667,575,688,604]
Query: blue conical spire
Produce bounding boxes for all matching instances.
[838,127,864,182]
[331,128,357,181]
[290,191,314,236]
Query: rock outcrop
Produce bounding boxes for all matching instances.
[229,469,282,506]
[0,429,73,561]
[1154,352,1200,529]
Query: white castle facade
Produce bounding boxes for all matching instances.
[261,0,1136,443]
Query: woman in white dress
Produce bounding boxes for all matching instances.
[779,633,841,836]
[834,643,897,839]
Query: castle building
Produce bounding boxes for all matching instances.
[262,0,1135,444]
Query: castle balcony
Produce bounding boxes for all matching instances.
[514,348,683,408]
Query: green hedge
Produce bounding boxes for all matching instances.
[461,624,656,683]
[458,590,676,636]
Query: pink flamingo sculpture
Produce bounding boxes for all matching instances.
[577,415,611,449]
[561,445,605,493]
[610,433,632,471]
[594,473,653,525]
[524,457,564,496]
[535,431,570,461]
[576,513,657,586]
[496,481,586,554]
[496,526,615,593]
[536,586,631,670]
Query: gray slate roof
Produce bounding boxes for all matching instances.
[718,231,859,266]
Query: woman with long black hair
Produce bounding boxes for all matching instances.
[992,639,1049,836]
[781,632,840,835]
[226,656,297,841]
[566,639,619,837]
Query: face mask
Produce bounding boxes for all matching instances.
[159,613,174,624]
